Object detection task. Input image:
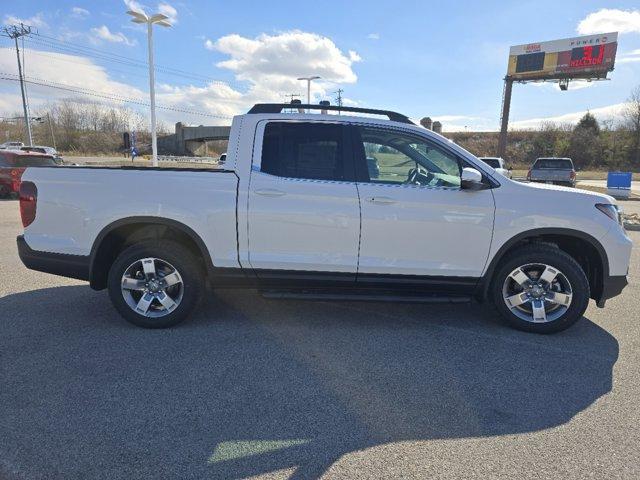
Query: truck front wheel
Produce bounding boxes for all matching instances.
[107,240,204,328]
[491,244,590,333]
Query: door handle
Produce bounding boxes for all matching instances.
[254,188,286,197]
[366,196,396,205]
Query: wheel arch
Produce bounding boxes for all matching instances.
[478,228,609,302]
[89,216,213,290]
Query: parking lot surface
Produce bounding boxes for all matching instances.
[1,199,639,480]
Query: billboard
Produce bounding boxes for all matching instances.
[507,32,618,81]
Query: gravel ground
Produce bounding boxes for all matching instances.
[0,199,639,480]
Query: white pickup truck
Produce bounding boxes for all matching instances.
[17,104,632,333]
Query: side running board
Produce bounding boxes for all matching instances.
[260,290,471,304]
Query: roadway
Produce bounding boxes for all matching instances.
[0,199,639,479]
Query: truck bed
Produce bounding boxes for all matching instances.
[21,166,241,268]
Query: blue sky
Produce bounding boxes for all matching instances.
[1,1,640,130]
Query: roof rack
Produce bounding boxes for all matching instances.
[247,103,414,125]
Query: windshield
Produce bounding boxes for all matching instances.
[14,155,57,167]
[534,158,573,169]
[481,158,501,169]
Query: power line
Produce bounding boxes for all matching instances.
[24,34,243,89]
[0,73,233,120]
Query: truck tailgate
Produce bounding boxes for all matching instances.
[531,169,572,181]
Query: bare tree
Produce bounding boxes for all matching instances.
[623,85,640,167]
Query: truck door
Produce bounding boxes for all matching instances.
[352,124,495,281]
[247,121,361,278]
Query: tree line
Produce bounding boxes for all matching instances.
[447,85,640,171]
[1,85,639,171]
[0,100,169,154]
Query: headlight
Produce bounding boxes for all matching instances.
[595,203,623,226]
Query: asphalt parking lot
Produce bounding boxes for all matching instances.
[1,199,639,480]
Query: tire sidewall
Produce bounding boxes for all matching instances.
[491,247,590,334]
[107,241,203,328]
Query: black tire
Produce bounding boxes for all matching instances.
[107,240,204,328]
[490,244,589,334]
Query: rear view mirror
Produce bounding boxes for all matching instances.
[461,167,484,190]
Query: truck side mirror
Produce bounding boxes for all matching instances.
[461,167,484,190]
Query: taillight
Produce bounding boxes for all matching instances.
[526,170,531,180]
[10,168,20,177]
[19,181,37,228]
[570,170,576,180]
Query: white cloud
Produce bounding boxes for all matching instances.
[0,46,144,109]
[435,116,496,132]
[3,13,47,28]
[214,31,360,82]
[158,3,178,24]
[618,49,640,63]
[577,8,640,35]
[529,79,599,91]
[90,25,136,46]
[367,33,380,40]
[123,0,144,13]
[349,50,362,62]
[204,38,215,50]
[0,29,362,126]
[212,30,361,104]
[511,103,627,129]
[71,7,90,19]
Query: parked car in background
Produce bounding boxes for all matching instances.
[20,146,63,164]
[218,153,227,165]
[16,103,631,334]
[478,157,512,178]
[528,157,576,187]
[0,150,57,198]
[0,141,24,150]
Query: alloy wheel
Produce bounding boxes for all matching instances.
[120,257,184,318]
[502,263,573,323]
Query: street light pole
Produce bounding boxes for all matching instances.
[146,22,158,167]
[297,76,321,111]
[126,9,171,167]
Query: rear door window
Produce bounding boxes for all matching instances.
[261,122,350,181]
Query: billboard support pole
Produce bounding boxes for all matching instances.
[497,78,513,158]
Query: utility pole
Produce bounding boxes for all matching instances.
[497,78,513,158]
[334,89,344,113]
[2,23,34,145]
[47,112,56,149]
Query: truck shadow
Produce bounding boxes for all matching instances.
[0,286,618,480]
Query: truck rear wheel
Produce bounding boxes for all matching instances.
[107,240,204,328]
[491,244,590,334]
